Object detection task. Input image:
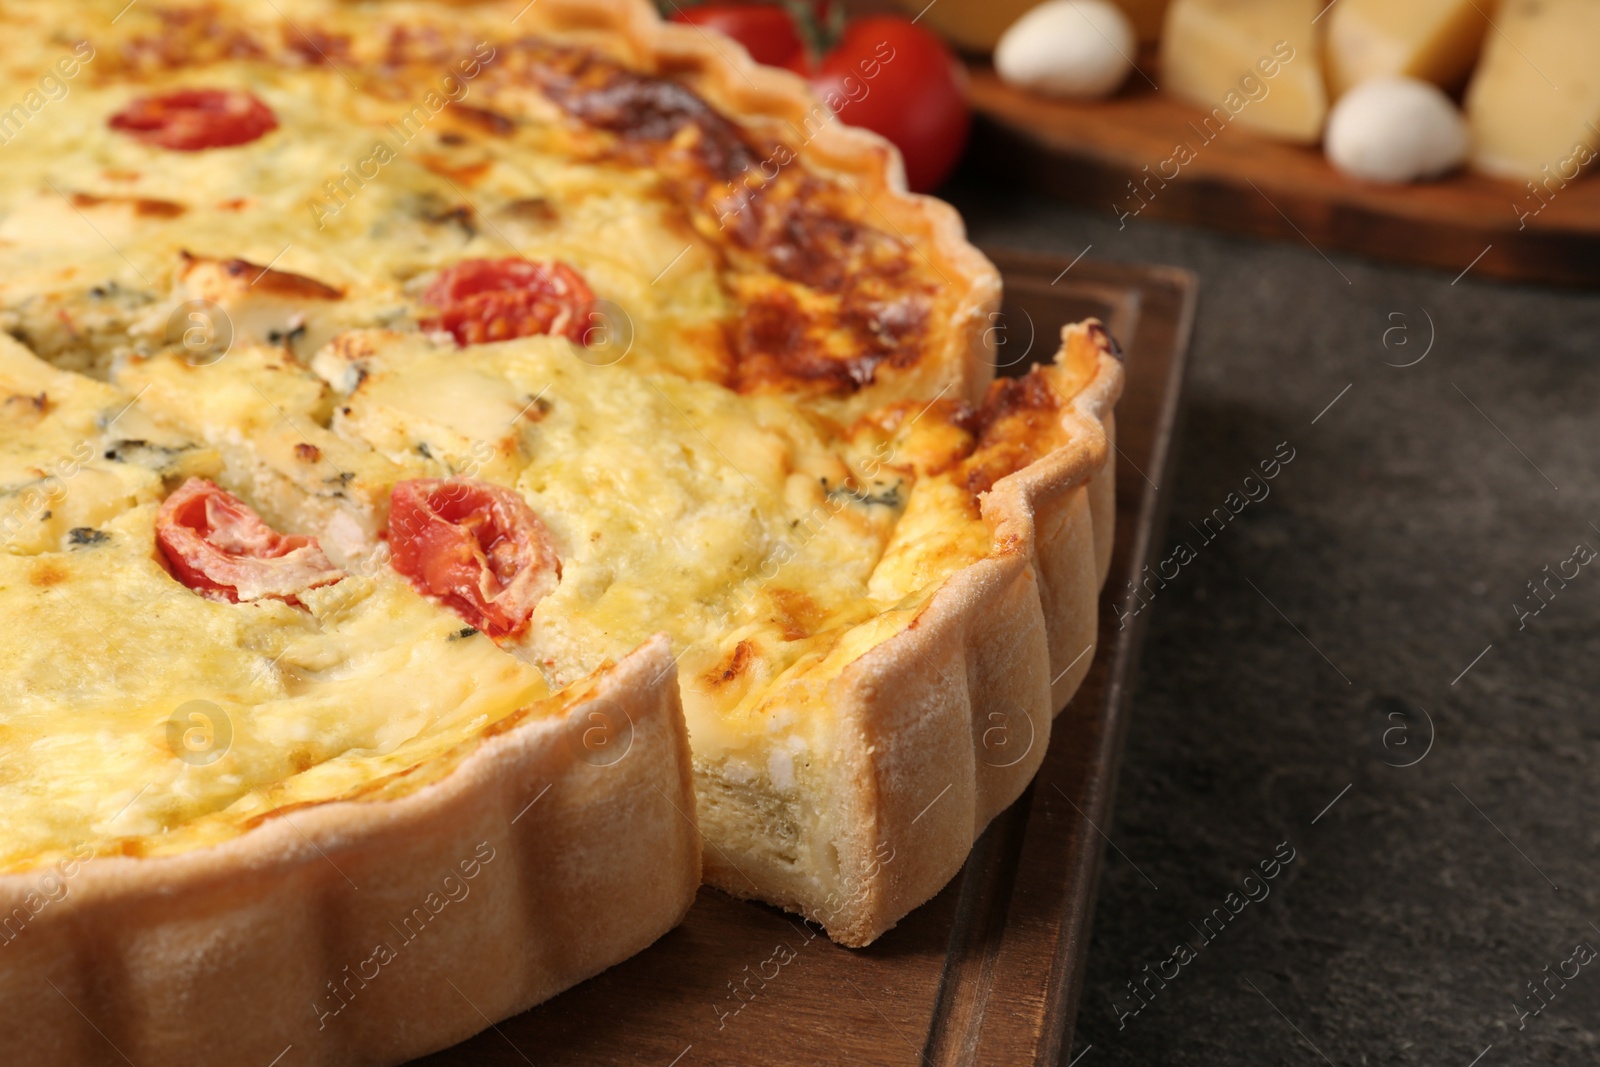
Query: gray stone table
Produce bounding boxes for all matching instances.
[946,176,1600,1066]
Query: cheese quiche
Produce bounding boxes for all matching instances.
[0,0,1121,1063]
[0,332,700,1066]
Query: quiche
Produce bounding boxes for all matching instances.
[0,332,700,1065]
[0,0,1122,1063]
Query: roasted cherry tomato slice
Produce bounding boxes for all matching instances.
[420,258,596,347]
[671,4,810,74]
[156,478,343,602]
[387,478,561,639]
[109,89,279,151]
[810,16,970,192]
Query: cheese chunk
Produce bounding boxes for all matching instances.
[1465,0,1600,181]
[1161,0,1327,143]
[116,343,404,566]
[0,335,218,555]
[1326,0,1495,98]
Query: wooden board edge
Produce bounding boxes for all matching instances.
[921,252,1198,1065]
[968,95,1600,289]
[1041,265,1198,1065]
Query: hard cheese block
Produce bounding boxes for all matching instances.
[1161,0,1327,143]
[1465,0,1600,181]
[1326,0,1496,98]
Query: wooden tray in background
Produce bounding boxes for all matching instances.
[966,64,1600,288]
[414,250,1197,1067]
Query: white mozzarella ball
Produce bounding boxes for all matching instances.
[995,0,1136,100]
[1325,76,1469,184]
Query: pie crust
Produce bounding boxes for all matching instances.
[709,322,1119,945]
[0,637,698,1067]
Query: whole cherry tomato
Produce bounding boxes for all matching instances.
[809,16,970,193]
[671,4,811,74]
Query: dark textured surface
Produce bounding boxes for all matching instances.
[948,175,1600,1066]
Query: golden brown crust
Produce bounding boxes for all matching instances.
[842,326,1118,945]
[0,637,699,1066]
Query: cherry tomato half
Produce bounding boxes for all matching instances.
[109,89,279,151]
[810,16,970,192]
[420,258,596,348]
[156,478,343,602]
[387,478,562,639]
[671,4,810,74]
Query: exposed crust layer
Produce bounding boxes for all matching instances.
[0,637,698,1066]
[701,323,1122,946]
[840,325,1119,945]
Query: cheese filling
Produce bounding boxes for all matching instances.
[2,311,1084,872]
[117,331,1009,762]
[0,343,560,873]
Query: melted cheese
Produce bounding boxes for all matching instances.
[0,337,558,872]
[106,324,1037,768]
[116,343,404,564]
[0,0,963,417]
[0,1,731,385]
[0,503,549,873]
[0,0,1081,876]
[0,316,1053,874]
[0,335,219,554]
[322,333,1037,763]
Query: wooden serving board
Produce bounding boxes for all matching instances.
[412,250,1197,1067]
[966,64,1600,288]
